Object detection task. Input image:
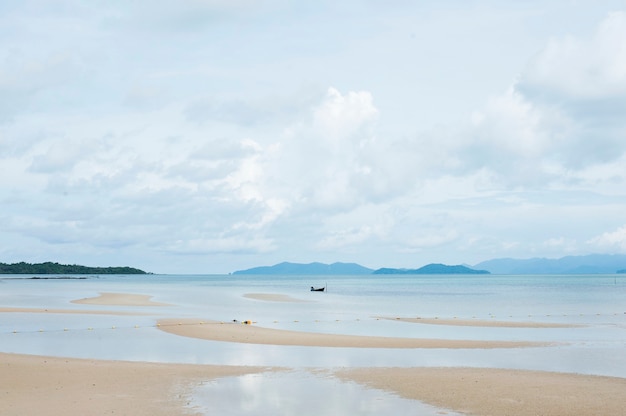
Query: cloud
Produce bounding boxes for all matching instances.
[454,11,626,190]
[313,87,378,140]
[587,225,626,252]
[3,3,626,272]
[521,11,626,100]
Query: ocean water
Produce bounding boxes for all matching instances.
[1,273,625,414]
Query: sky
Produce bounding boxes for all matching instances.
[2,1,626,274]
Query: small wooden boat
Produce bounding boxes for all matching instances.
[310,286,325,292]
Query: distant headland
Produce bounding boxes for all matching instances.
[373,264,489,275]
[0,262,147,275]
[233,262,489,275]
[234,254,626,275]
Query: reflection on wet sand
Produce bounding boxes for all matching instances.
[190,370,462,416]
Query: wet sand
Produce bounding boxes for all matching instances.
[336,367,626,416]
[0,307,150,316]
[4,292,625,415]
[378,316,582,328]
[244,293,310,302]
[156,318,548,349]
[71,292,172,306]
[4,353,626,416]
[0,353,264,416]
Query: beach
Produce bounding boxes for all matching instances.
[1,275,625,415]
[1,352,264,416]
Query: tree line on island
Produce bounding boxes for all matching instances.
[0,262,147,275]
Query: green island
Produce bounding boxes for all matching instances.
[0,262,147,275]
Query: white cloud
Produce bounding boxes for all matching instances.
[522,11,626,99]
[3,2,626,272]
[587,225,626,252]
[313,87,378,140]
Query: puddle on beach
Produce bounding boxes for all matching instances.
[188,370,462,416]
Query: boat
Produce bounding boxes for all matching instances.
[310,286,325,292]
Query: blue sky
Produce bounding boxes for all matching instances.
[2,1,626,273]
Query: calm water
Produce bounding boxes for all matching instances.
[1,274,625,414]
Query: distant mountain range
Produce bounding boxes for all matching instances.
[232,262,373,275]
[473,254,626,274]
[373,264,489,275]
[233,254,626,275]
[233,262,488,275]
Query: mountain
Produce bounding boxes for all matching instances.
[232,262,374,275]
[474,254,626,274]
[373,264,490,275]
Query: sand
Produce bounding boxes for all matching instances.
[4,353,626,416]
[244,293,310,302]
[0,307,150,316]
[71,292,172,306]
[0,353,264,416]
[4,292,626,415]
[0,293,170,316]
[336,367,626,416]
[156,318,548,349]
[378,316,582,328]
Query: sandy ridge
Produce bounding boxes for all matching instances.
[243,293,310,302]
[156,319,549,349]
[0,307,151,316]
[379,316,582,328]
[71,292,172,306]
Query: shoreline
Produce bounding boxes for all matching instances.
[156,318,549,349]
[71,292,172,307]
[336,367,626,416]
[243,293,311,302]
[3,352,625,416]
[378,316,583,328]
[0,352,265,416]
[0,307,151,316]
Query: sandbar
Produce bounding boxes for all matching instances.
[0,307,149,316]
[379,316,581,328]
[71,292,172,307]
[157,319,547,349]
[336,367,626,416]
[0,353,264,416]
[244,293,310,303]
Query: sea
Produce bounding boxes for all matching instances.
[1,273,625,415]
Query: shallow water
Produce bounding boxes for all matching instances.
[1,273,625,414]
[188,370,464,416]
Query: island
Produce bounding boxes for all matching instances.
[373,264,490,275]
[233,262,489,275]
[0,262,148,275]
[233,262,373,275]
